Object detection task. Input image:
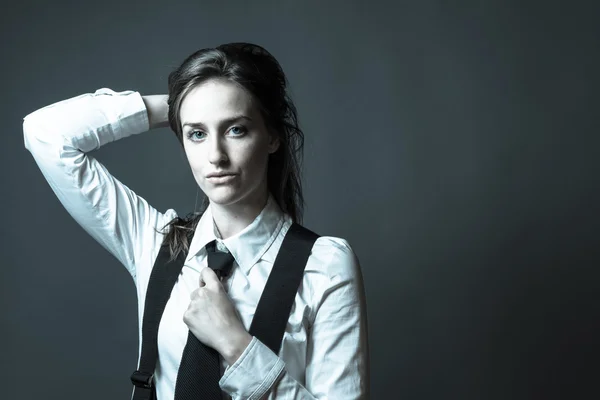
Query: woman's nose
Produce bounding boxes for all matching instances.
[207,135,229,165]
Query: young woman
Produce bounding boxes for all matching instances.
[23,42,369,399]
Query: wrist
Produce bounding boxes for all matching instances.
[221,331,253,366]
[142,95,169,129]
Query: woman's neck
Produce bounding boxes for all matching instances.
[210,190,270,239]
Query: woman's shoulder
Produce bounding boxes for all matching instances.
[313,235,354,255]
[306,234,362,281]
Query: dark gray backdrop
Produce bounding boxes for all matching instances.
[1,0,598,399]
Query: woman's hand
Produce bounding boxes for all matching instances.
[183,267,253,365]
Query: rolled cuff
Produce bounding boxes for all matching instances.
[219,336,285,400]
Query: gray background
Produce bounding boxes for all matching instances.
[1,0,599,399]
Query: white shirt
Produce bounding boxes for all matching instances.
[23,88,370,400]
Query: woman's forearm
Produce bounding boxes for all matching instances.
[142,95,169,129]
[23,88,166,275]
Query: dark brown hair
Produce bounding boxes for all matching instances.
[160,43,304,260]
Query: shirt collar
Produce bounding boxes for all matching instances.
[186,194,286,274]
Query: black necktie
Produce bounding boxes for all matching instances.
[174,240,235,400]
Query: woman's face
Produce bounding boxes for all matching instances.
[180,79,279,210]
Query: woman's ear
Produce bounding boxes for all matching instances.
[268,133,280,154]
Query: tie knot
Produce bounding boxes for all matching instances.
[206,240,235,279]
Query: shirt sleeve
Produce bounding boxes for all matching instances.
[219,238,370,399]
[22,88,175,278]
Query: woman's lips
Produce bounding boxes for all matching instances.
[206,174,237,184]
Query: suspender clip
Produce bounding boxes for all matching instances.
[130,370,154,389]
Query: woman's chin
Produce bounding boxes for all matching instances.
[205,188,243,206]
[205,185,267,210]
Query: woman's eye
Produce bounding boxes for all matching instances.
[188,130,206,140]
[229,126,247,136]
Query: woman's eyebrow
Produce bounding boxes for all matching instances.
[182,115,253,130]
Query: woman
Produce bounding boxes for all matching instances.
[23,42,369,399]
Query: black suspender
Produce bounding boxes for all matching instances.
[130,223,320,399]
[130,239,188,400]
[249,223,319,353]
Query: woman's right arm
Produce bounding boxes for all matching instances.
[23,88,175,278]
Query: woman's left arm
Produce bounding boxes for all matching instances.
[219,238,370,400]
[301,238,370,399]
